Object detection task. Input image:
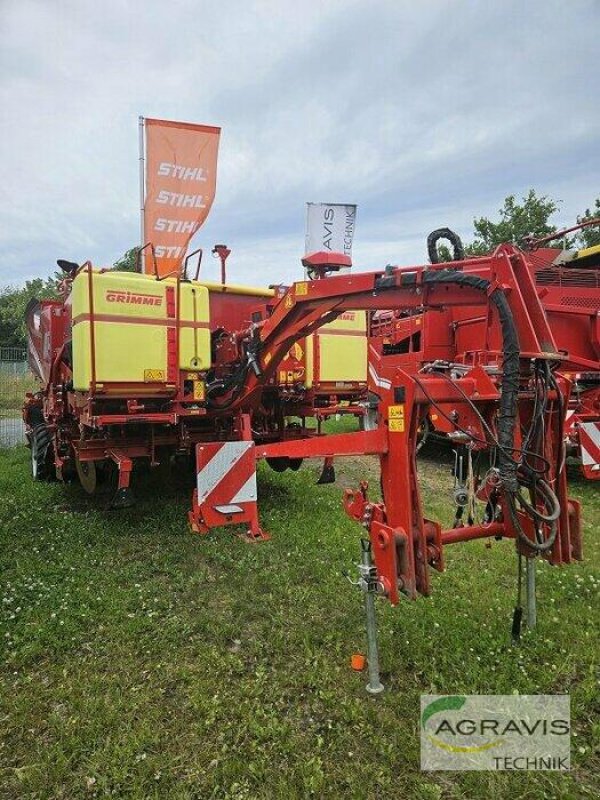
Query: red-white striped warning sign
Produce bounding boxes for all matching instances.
[578,421,600,478]
[190,440,267,538]
[196,441,257,513]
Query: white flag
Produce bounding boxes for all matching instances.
[305,203,357,258]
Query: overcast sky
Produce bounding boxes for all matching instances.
[1,0,598,288]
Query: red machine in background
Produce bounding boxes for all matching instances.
[530,239,600,480]
[368,226,600,481]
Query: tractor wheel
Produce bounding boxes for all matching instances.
[25,406,44,447]
[31,425,55,481]
[75,458,98,495]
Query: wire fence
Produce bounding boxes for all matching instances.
[0,347,33,448]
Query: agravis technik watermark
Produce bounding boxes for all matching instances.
[420,695,570,771]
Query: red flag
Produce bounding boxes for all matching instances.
[143,118,220,277]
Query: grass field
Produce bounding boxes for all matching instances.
[0,441,598,799]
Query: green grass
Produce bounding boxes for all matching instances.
[0,372,35,412]
[0,443,598,799]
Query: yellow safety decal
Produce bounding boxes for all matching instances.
[291,342,304,360]
[187,372,199,380]
[144,369,166,382]
[264,352,272,365]
[388,404,405,433]
[389,404,405,419]
[295,282,308,296]
[416,318,421,326]
[193,380,205,401]
[284,294,294,309]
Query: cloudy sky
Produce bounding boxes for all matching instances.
[1,0,598,288]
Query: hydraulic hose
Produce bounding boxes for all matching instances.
[515,479,561,524]
[421,270,520,492]
[427,228,466,263]
[418,269,559,553]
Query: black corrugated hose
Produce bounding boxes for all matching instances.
[420,269,559,553]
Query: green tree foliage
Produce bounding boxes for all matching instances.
[0,278,59,349]
[575,197,600,249]
[111,247,139,272]
[464,190,560,255]
[431,243,453,263]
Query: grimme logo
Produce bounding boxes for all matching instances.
[106,290,163,307]
[420,695,570,771]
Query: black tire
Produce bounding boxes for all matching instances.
[31,425,55,481]
[25,406,44,447]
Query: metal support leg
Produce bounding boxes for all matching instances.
[360,540,384,695]
[317,456,335,484]
[526,557,537,629]
[107,449,134,508]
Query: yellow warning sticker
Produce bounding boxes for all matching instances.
[291,342,304,361]
[193,381,205,401]
[389,404,405,419]
[264,352,272,365]
[389,418,405,432]
[295,282,308,296]
[144,369,165,382]
[285,294,294,309]
[388,404,405,433]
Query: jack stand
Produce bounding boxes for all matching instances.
[358,538,384,695]
[526,557,537,629]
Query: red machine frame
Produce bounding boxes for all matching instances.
[24,240,586,614]
[187,244,581,606]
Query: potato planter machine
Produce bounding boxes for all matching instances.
[25,237,594,692]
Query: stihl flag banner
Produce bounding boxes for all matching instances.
[143,118,220,277]
[305,203,357,259]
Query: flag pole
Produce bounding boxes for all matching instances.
[138,116,145,273]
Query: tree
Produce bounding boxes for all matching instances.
[575,198,600,249]
[430,243,453,263]
[112,247,139,272]
[464,190,561,255]
[0,278,59,349]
